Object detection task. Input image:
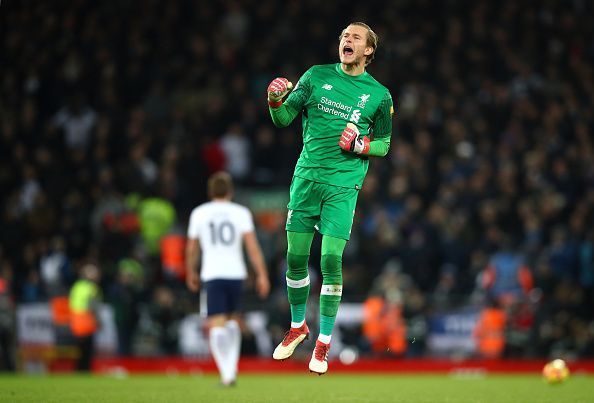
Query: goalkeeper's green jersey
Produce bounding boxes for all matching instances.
[275,63,394,189]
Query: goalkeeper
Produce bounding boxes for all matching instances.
[267,22,394,375]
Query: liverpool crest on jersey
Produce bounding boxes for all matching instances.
[357,94,370,108]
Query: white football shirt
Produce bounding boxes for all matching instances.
[187,200,254,281]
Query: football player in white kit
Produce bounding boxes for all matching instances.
[186,171,270,386]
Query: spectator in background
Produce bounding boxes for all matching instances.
[40,236,73,298]
[201,135,227,176]
[69,264,102,372]
[220,123,250,183]
[18,165,41,214]
[251,126,278,186]
[479,235,533,308]
[40,237,75,343]
[547,226,579,281]
[21,269,44,303]
[432,264,460,310]
[136,192,176,258]
[474,298,507,359]
[107,258,143,356]
[125,142,159,194]
[52,94,97,152]
[362,265,408,357]
[150,286,181,355]
[160,227,187,287]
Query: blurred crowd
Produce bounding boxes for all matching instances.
[1,0,593,363]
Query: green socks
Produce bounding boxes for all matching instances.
[319,254,343,338]
[284,231,346,339]
[286,252,310,326]
[320,314,337,338]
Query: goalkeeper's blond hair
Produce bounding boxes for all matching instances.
[340,22,378,66]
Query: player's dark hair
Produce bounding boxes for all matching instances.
[208,171,233,199]
[340,22,379,66]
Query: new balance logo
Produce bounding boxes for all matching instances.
[322,84,333,90]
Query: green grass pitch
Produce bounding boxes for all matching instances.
[1,373,593,403]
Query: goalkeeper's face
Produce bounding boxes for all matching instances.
[339,24,373,67]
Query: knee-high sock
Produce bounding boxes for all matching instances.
[286,231,314,327]
[209,326,233,383]
[225,320,241,379]
[319,235,347,341]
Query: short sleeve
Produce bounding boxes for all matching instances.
[239,207,255,234]
[187,209,201,239]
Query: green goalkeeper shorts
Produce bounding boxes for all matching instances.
[286,176,359,240]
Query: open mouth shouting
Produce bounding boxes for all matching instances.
[342,45,354,57]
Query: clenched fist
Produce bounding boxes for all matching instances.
[267,77,293,107]
[339,123,370,154]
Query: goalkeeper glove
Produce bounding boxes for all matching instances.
[267,77,293,108]
[339,123,370,155]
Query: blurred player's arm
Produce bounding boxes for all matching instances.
[185,238,201,292]
[243,231,270,299]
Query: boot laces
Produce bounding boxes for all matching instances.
[282,327,304,346]
[314,342,330,361]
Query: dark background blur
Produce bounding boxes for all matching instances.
[1,0,593,364]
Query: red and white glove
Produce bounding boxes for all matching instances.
[267,77,293,108]
[339,123,370,154]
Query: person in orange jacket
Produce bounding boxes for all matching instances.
[473,299,507,358]
[363,294,407,356]
[362,264,409,356]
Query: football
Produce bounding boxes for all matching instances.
[542,359,570,384]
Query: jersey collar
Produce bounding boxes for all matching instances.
[335,63,368,79]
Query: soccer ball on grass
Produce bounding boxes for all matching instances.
[542,359,570,384]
